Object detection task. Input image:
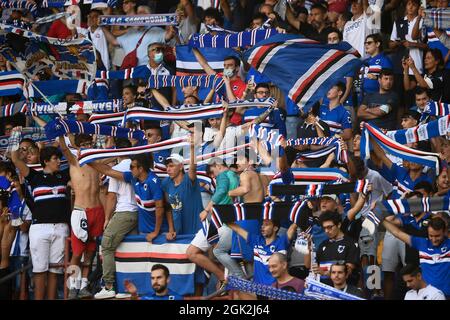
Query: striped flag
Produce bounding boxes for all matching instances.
[0,71,25,97]
[113,234,196,296]
[243,34,361,111]
[176,45,239,76]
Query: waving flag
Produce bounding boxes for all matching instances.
[0,23,96,81]
[176,45,239,76]
[113,234,196,296]
[243,34,361,111]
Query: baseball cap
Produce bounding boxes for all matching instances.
[165,153,184,164]
[321,194,338,202]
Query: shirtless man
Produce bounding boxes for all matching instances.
[228,150,264,202]
[58,134,105,300]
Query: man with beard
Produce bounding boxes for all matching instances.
[124,264,183,300]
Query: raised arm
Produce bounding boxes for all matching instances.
[287,222,298,242]
[212,102,228,148]
[192,48,216,75]
[227,222,248,241]
[382,219,411,246]
[188,132,197,182]
[151,88,171,109]
[88,162,125,181]
[369,134,393,169]
[58,135,77,166]
[285,5,300,30]
[9,128,29,178]
[32,115,47,128]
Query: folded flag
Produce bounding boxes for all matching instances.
[0,71,25,97]
[113,234,196,296]
[25,79,90,98]
[243,34,361,112]
[188,28,278,49]
[99,14,177,26]
[176,45,239,76]
[44,118,145,141]
[361,122,441,174]
[0,23,96,81]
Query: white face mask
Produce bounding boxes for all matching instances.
[223,68,235,77]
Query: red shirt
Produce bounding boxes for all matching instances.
[47,20,72,39]
[218,73,246,125]
[328,0,349,13]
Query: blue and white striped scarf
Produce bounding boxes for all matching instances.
[88,98,275,124]
[424,8,450,29]
[361,122,441,174]
[188,28,278,49]
[77,137,188,166]
[0,0,37,13]
[386,114,449,144]
[99,14,177,26]
[44,118,146,141]
[419,101,450,121]
[0,128,49,151]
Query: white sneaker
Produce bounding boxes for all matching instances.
[115,293,132,299]
[94,287,116,300]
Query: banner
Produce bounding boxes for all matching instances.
[99,14,177,26]
[28,99,123,115]
[113,234,196,296]
[0,23,96,81]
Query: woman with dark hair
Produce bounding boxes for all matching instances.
[403,48,445,101]
[360,33,394,96]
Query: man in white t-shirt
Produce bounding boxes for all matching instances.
[401,264,446,300]
[389,0,427,75]
[343,0,379,57]
[77,9,110,69]
[94,139,139,300]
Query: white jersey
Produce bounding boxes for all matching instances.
[108,159,138,212]
[343,13,376,58]
[404,284,446,300]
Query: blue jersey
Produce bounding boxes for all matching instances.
[411,236,450,296]
[247,233,290,285]
[140,289,183,300]
[319,103,352,136]
[123,171,166,233]
[361,53,393,94]
[162,174,203,235]
[153,149,170,165]
[242,107,287,137]
[426,27,450,70]
[379,164,433,199]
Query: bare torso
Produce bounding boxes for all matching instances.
[70,164,102,209]
[242,170,264,203]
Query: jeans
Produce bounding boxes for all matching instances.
[213,225,245,278]
[285,116,300,140]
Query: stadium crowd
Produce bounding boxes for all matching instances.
[0,0,449,301]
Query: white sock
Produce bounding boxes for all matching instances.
[81,278,89,290]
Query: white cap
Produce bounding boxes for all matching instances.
[165,153,185,164]
[321,194,338,202]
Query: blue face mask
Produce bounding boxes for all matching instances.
[154,52,164,64]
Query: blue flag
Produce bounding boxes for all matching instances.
[243,34,361,111]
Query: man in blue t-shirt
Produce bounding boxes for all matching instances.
[125,264,183,300]
[89,153,175,242]
[227,219,298,286]
[319,82,352,141]
[383,216,450,298]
